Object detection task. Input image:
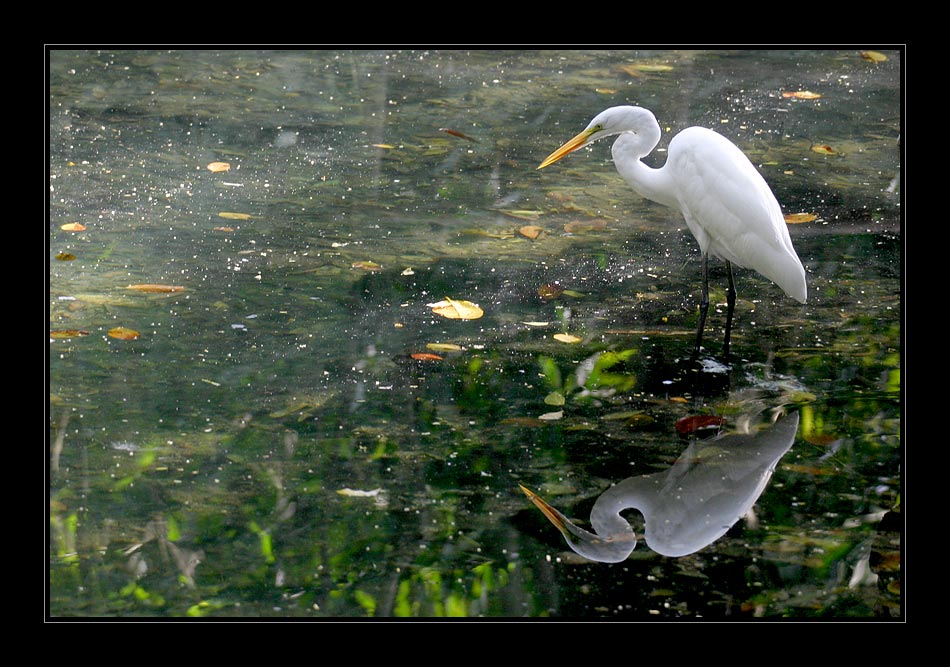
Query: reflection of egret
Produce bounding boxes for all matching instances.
[521,413,799,562]
[538,106,807,354]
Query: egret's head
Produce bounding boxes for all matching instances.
[537,106,658,169]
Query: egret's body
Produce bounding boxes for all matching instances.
[539,106,806,353]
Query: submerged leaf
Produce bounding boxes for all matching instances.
[55,252,77,261]
[440,128,479,143]
[218,212,253,220]
[126,284,187,293]
[563,220,607,233]
[352,261,383,272]
[544,391,566,406]
[410,352,443,361]
[337,487,383,497]
[499,210,542,221]
[108,327,141,340]
[207,161,231,172]
[60,223,86,232]
[811,144,838,155]
[553,333,582,343]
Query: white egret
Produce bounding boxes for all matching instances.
[538,106,807,354]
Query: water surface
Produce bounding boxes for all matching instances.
[48,49,902,619]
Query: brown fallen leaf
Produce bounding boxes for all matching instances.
[410,352,443,361]
[538,283,564,300]
[60,223,86,232]
[519,225,543,240]
[811,144,838,155]
[55,252,77,261]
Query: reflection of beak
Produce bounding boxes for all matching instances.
[537,128,595,169]
[519,484,571,536]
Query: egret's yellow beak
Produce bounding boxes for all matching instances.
[537,128,596,169]
[519,484,571,536]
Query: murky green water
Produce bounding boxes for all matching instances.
[48,49,901,619]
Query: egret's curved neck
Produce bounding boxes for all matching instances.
[611,132,679,209]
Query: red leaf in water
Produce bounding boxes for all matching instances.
[410,353,443,361]
[675,415,725,438]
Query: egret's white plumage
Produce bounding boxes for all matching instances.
[538,106,807,351]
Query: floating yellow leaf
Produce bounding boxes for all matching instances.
[126,284,187,293]
[108,327,140,340]
[519,225,543,240]
[553,333,582,343]
[784,212,817,224]
[782,91,822,100]
[811,144,838,155]
[207,161,231,172]
[50,329,90,339]
[426,343,464,352]
[352,260,383,271]
[429,297,484,320]
[860,50,888,63]
[212,226,235,232]
[522,321,550,327]
[218,212,253,220]
[55,252,76,261]
[372,143,395,149]
[60,223,86,232]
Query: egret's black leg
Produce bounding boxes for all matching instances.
[723,260,736,358]
[694,253,710,354]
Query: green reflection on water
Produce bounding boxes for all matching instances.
[49,49,901,619]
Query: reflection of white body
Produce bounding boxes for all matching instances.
[522,413,799,562]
